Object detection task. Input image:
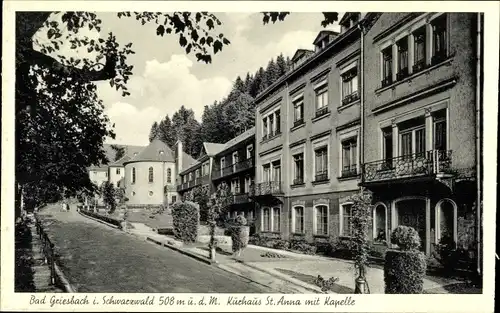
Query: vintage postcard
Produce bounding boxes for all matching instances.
[1,1,498,312]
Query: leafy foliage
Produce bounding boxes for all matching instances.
[171,201,200,243]
[391,225,421,251]
[100,181,117,213]
[290,238,317,255]
[349,192,373,278]
[231,225,249,254]
[110,144,125,161]
[192,186,210,222]
[384,250,426,294]
[234,214,247,226]
[314,275,340,293]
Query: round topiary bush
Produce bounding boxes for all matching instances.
[390,225,421,251]
[384,250,427,294]
[234,214,247,226]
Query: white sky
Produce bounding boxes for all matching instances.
[42,12,341,146]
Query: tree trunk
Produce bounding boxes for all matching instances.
[355,265,369,294]
[209,222,216,261]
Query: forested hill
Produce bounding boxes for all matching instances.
[148,53,292,158]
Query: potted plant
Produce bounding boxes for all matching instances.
[231,214,249,257]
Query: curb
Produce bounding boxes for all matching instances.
[235,260,323,294]
[215,263,277,292]
[54,263,76,292]
[145,237,217,265]
[78,211,121,230]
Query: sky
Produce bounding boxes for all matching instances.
[36,12,342,147]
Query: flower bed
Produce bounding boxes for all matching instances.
[80,210,122,228]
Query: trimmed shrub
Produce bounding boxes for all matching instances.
[231,226,249,254]
[435,236,459,271]
[384,250,427,294]
[290,238,317,255]
[327,238,356,260]
[234,215,247,226]
[273,239,291,250]
[171,201,200,244]
[391,226,421,251]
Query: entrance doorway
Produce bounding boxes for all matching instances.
[395,198,427,252]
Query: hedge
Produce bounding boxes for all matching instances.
[80,210,122,228]
[171,201,200,243]
[384,250,427,294]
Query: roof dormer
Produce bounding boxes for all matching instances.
[290,49,315,71]
[339,12,362,33]
[312,30,339,52]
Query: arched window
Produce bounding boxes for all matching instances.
[148,166,154,183]
[373,203,388,244]
[435,199,457,246]
[167,168,172,183]
[132,168,136,184]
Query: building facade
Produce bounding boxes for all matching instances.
[361,12,481,257]
[211,128,256,226]
[252,14,366,247]
[122,139,196,207]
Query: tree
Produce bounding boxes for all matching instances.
[111,144,125,161]
[276,53,288,77]
[264,58,280,87]
[149,121,159,142]
[192,186,210,223]
[101,181,117,214]
[157,115,176,148]
[207,182,233,260]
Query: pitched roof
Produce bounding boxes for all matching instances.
[203,142,226,156]
[218,127,255,155]
[181,151,197,170]
[88,144,146,170]
[312,30,339,45]
[291,49,315,62]
[124,139,176,164]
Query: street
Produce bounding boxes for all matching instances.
[37,205,269,293]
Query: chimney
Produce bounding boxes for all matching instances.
[176,140,183,176]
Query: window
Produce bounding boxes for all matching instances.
[269,114,274,137]
[220,157,225,171]
[172,195,177,203]
[275,110,281,134]
[272,207,280,232]
[132,168,136,184]
[263,208,271,231]
[315,205,328,235]
[272,160,281,182]
[262,118,268,139]
[244,176,252,193]
[148,191,154,197]
[434,118,447,150]
[293,153,304,185]
[382,127,393,170]
[167,168,172,183]
[233,152,239,171]
[263,164,271,182]
[314,146,328,182]
[315,88,329,116]
[413,27,426,72]
[232,178,240,194]
[189,172,193,181]
[341,67,359,106]
[116,168,120,175]
[341,203,353,237]
[399,117,426,158]
[432,15,447,64]
[148,167,154,183]
[396,37,409,80]
[381,46,393,87]
[341,138,358,177]
[293,206,304,233]
[293,98,304,126]
[246,145,253,159]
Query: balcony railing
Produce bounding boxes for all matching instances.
[381,76,393,87]
[396,67,409,81]
[233,193,250,204]
[342,91,360,106]
[362,150,452,183]
[292,177,304,185]
[195,177,202,186]
[212,158,254,180]
[412,59,426,73]
[313,171,329,183]
[261,130,282,142]
[293,118,304,128]
[315,107,329,118]
[341,165,358,178]
[249,181,283,197]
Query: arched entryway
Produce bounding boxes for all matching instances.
[435,198,458,246]
[392,197,430,254]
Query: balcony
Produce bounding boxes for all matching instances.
[313,171,329,184]
[249,181,283,197]
[341,91,360,106]
[212,158,255,180]
[315,107,329,118]
[412,59,426,74]
[362,150,452,184]
[194,176,202,186]
[293,118,304,128]
[233,193,251,204]
[396,67,409,81]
